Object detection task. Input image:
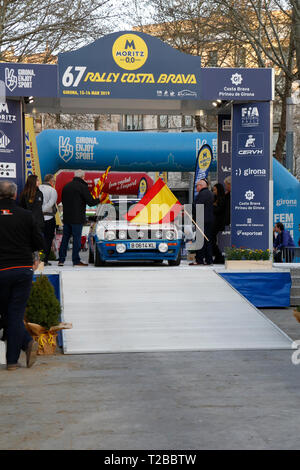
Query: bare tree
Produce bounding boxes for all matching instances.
[211,0,296,163]
[141,0,296,162]
[0,0,128,63]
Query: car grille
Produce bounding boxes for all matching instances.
[112,229,175,240]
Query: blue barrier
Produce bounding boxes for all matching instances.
[220,272,291,308]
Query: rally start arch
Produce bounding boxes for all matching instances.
[0,30,274,251]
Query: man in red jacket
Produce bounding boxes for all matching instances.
[58,170,100,266]
[0,180,44,371]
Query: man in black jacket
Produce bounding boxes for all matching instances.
[58,170,100,266]
[190,178,214,265]
[0,180,44,370]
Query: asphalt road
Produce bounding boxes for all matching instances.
[1,253,299,450]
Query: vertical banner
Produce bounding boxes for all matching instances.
[0,99,24,191]
[217,114,231,185]
[193,144,212,201]
[217,114,232,255]
[24,116,42,181]
[231,102,271,250]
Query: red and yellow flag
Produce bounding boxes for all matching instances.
[92,166,111,199]
[125,178,182,225]
[99,192,112,204]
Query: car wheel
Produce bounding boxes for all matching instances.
[94,244,106,267]
[168,250,181,266]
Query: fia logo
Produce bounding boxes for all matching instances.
[59,136,73,163]
[241,106,259,127]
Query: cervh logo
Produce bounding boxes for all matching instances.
[59,136,73,163]
[238,133,264,156]
[241,106,259,127]
[112,34,148,71]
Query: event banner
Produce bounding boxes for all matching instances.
[0,63,57,97]
[202,68,274,102]
[217,114,232,254]
[193,144,213,200]
[217,114,231,185]
[0,99,24,191]
[24,116,42,181]
[231,102,271,250]
[58,31,202,100]
[36,130,217,177]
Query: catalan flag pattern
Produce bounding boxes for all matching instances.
[125,178,182,225]
[91,166,111,199]
[99,192,112,205]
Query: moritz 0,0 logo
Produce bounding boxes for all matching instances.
[112,34,148,71]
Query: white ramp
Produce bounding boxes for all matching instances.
[61,268,293,353]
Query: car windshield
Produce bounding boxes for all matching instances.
[96,200,139,222]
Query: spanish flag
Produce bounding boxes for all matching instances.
[92,166,111,199]
[125,178,182,225]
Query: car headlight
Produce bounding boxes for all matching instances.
[165,230,175,240]
[158,242,168,253]
[105,230,116,241]
[118,230,127,239]
[116,243,126,254]
[155,230,162,239]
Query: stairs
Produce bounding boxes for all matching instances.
[290,267,300,306]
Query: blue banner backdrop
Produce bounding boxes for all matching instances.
[231,102,271,250]
[202,68,274,101]
[0,99,24,191]
[273,158,300,244]
[0,63,58,97]
[36,130,217,178]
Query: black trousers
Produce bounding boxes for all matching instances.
[211,224,225,263]
[195,223,213,265]
[0,267,33,365]
[43,217,56,262]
